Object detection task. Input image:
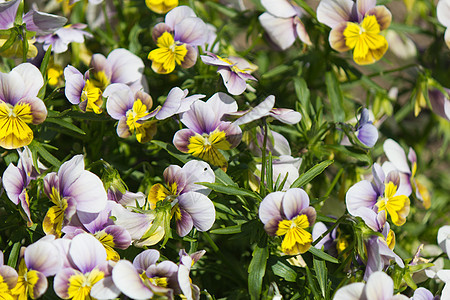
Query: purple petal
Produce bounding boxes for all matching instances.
[105,83,135,120]
[234,95,274,126]
[155,87,185,120]
[261,0,298,17]
[181,160,215,195]
[363,271,394,299]
[112,260,154,299]
[201,53,232,67]
[64,170,107,213]
[357,0,376,17]
[54,268,79,298]
[12,63,44,98]
[282,188,310,220]
[180,44,198,69]
[69,233,107,273]
[110,203,153,240]
[89,53,112,81]
[218,68,247,95]
[206,92,238,117]
[174,17,207,46]
[23,10,67,35]
[412,287,435,300]
[0,68,26,104]
[366,6,392,31]
[104,225,132,249]
[259,13,297,50]
[333,282,364,300]
[383,139,411,174]
[345,180,378,216]
[329,23,351,52]
[133,249,160,272]
[2,163,26,204]
[407,148,417,166]
[165,6,197,30]
[178,192,215,232]
[259,191,284,224]
[90,276,121,300]
[173,129,196,153]
[218,121,242,149]
[317,0,354,28]
[177,264,192,300]
[23,96,48,125]
[0,265,18,289]
[163,164,186,193]
[312,222,329,249]
[30,271,49,298]
[176,209,194,237]
[64,71,85,105]
[270,108,302,125]
[0,0,19,29]
[180,100,219,133]
[25,241,62,276]
[429,88,450,120]
[356,123,378,147]
[108,48,145,85]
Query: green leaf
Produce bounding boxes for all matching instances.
[325,71,345,123]
[305,265,321,299]
[28,140,61,167]
[204,1,238,18]
[7,242,21,269]
[40,45,52,76]
[0,30,17,52]
[248,245,269,300]
[261,65,292,79]
[293,77,310,112]
[151,140,191,164]
[198,182,262,200]
[45,117,86,135]
[313,258,328,298]
[290,160,333,188]
[214,168,238,186]
[210,224,242,235]
[271,261,297,282]
[308,247,339,264]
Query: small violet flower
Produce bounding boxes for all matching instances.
[437,0,450,49]
[259,188,317,255]
[36,24,93,54]
[200,52,257,96]
[0,63,47,149]
[317,0,392,65]
[259,0,311,50]
[173,93,242,169]
[148,6,207,74]
[341,108,378,148]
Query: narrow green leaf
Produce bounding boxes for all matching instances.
[0,31,17,52]
[308,247,339,264]
[7,242,21,269]
[214,168,238,186]
[151,140,191,164]
[293,77,310,111]
[305,265,321,299]
[29,141,61,167]
[271,261,297,282]
[261,65,291,79]
[205,1,238,18]
[290,160,333,188]
[210,224,242,235]
[248,245,269,300]
[40,45,52,76]
[325,71,345,123]
[313,258,328,298]
[45,118,86,135]
[199,182,262,200]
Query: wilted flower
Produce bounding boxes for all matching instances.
[259,0,311,50]
[148,6,206,74]
[259,188,316,255]
[0,63,47,149]
[146,0,178,14]
[173,93,242,169]
[317,0,392,65]
[437,0,450,48]
[36,24,93,53]
[201,52,257,95]
[333,271,408,300]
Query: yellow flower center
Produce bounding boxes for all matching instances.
[276,214,312,255]
[375,182,410,226]
[11,260,40,300]
[0,102,34,149]
[43,187,68,237]
[385,229,396,250]
[94,231,119,261]
[343,15,388,65]
[216,55,251,73]
[187,130,231,168]
[148,32,187,74]
[89,71,110,91]
[67,269,104,300]
[148,182,178,209]
[126,99,150,132]
[81,79,103,114]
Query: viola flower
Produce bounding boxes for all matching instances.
[333,271,408,300]
[259,188,317,255]
[104,83,156,143]
[317,0,392,65]
[258,0,311,50]
[383,139,431,209]
[341,108,378,148]
[111,249,178,299]
[151,87,204,120]
[64,65,103,114]
[11,239,62,299]
[346,164,410,226]
[0,251,19,298]
[54,233,109,300]
[0,63,47,149]
[200,52,257,95]
[43,155,108,237]
[145,0,178,14]
[148,6,207,74]
[88,48,147,92]
[147,160,216,237]
[173,93,242,169]
[36,24,93,54]
[437,0,450,48]
[177,249,205,300]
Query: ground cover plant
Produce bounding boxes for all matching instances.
[0,0,449,299]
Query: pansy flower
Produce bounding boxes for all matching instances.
[341,108,378,148]
[0,63,47,149]
[317,0,392,65]
[173,93,242,169]
[437,0,450,48]
[43,155,108,237]
[383,139,431,209]
[0,251,18,298]
[148,6,207,74]
[258,0,311,50]
[146,0,178,14]
[177,249,205,300]
[150,87,204,121]
[200,52,257,95]
[346,163,410,226]
[36,24,93,54]
[259,188,317,255]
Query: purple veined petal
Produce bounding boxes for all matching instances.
[64,170,107,213]
[147,260,178,281]
[385,169,400,188]
[180,43,199,69]
[174,17,207,46]
[64,72,85,105]
[69,233,107,273]
[233,95,274,126]
[383,139,411,174]
[180,100,219,134]
[117,191,146,207]
[429,88,450,120]
[181,160,215,195]
[412,287,435,300]
[22,10,67,35]
[25,241,62,276]
[52,237,73,269]
[90,276,121,300]
[173,128,196,153]
[104,225,132,249]
[282,188,310,220]
[0,68,26,105]
[12,63,44,98]
[178,192,215,232]
[437,0,450,28]
[2,163,25,205]
[165,5,197,30]
[0,0,20,29]
[371,163,385,195]
[258,13,303,50]
[133,249,160,272]
[152,22,172,41]
[438,225,450,258]
[364,238,382,281]
[89,53,112,80]
[261,0,298,18]
[176,210,194,237]
[294,17,312,45]
[200,53,233,67]
[317,0,354,28]
[259,191,284,224]
[155,87,185,120]
[110,203,154,240]
[345,180,378,216]
[329,22,350,52]
[54,268,80,298]
[353,207,382,231]
[177,263,192,300]
[206,92,238,117]
[333,282,364,300]
[357,0,376,17]
[112,260,154,299]
[107,48,145,85]
[270,108,302,125]
[116,118,130,138]
[407,147,417,166]
[0,265,18,289]
[217,121,242,149]
[163,165,186,193]
[29,271,49,298]
[356,123,378,147]
[312,222,329,249]
[177,94,205,114]
[362,271,394,300]
[21,96,47,125]
[365,6,392,31]
[105,83,135,120]
[377,238,404,268]
[77,203,113,234]
[217,68,247,96]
